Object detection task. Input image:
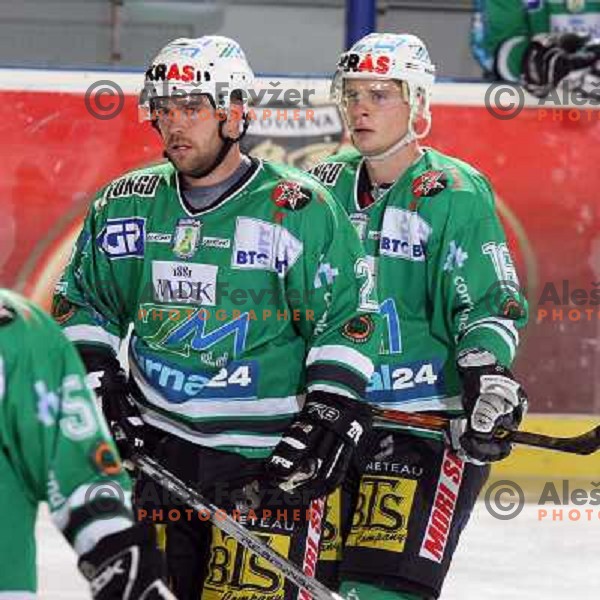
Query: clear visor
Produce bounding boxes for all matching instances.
[337,79,408,110]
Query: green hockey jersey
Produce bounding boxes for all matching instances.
[53,158,378,459]
[309,148,528,414]
[472,0,600,80]
[0,290,133,594]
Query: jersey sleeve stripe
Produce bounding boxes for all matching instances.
[306,363,367,398]
[461,322,516,362]
[51,483,132,532]
[306,345,374,381]
[63,324,121,354]
[306,383,359,400]
[73,516,134,556]
[140,408,283,449]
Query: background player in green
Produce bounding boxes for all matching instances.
[0,289,172,599]
[53,35,378,598]
[472,0,600,97]
[309,33,529,599]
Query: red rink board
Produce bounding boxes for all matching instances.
[2,76,600,413]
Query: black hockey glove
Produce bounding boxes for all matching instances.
[450,350,528,464]
[266,392,372,500]
[79,346,147,462]
[78,523,175,600]
[522,32,600,98]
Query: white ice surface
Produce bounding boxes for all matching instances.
[35,501,600,599]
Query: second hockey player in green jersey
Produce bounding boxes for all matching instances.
[0,290,172,599]
[311,146,527,414]
[310,33,529,600]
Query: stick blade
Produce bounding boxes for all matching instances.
[512,425,600,455]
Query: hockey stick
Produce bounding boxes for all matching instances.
[134,454,342,600]
[371,408,600,455]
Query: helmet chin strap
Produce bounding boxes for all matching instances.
[359,128,417,161]
[359,109,431,162]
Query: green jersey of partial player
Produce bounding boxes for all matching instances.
[309,147,528,414]
[0,290,132,593]
[472,0,600,80]
[54,159,378,459]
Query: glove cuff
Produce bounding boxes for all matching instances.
[304,392,372,447]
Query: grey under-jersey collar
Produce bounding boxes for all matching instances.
[181,155,252,211]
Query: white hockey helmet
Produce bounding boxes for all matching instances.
[139,35,255,121]
[331,33,436,158]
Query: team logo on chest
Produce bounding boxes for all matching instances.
[350,213,369,241]
[172,218,201,259]
[271,181,312,211]
[412,170,448,198]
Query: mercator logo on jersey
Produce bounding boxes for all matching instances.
[232,217,303,276]
[152,260,218,305]
[132,345,257,402]
[379,208,431,262]
[97,217,145,259]
[367,359,445,403]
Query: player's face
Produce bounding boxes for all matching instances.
[154,95,241,175]
[342,79,410,155]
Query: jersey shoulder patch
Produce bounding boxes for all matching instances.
[414,149,491,199]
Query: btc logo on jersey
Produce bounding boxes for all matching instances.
[379,208,431,262]
[97,217,145,259]
[232,217,303,276]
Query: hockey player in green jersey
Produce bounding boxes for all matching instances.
[0,289,173,599]
[309,33,529,599]
[472,0,600,97]
[53,35,378,599]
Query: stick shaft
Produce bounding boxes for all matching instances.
[135,455,340,600]
[372,408,600,455]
